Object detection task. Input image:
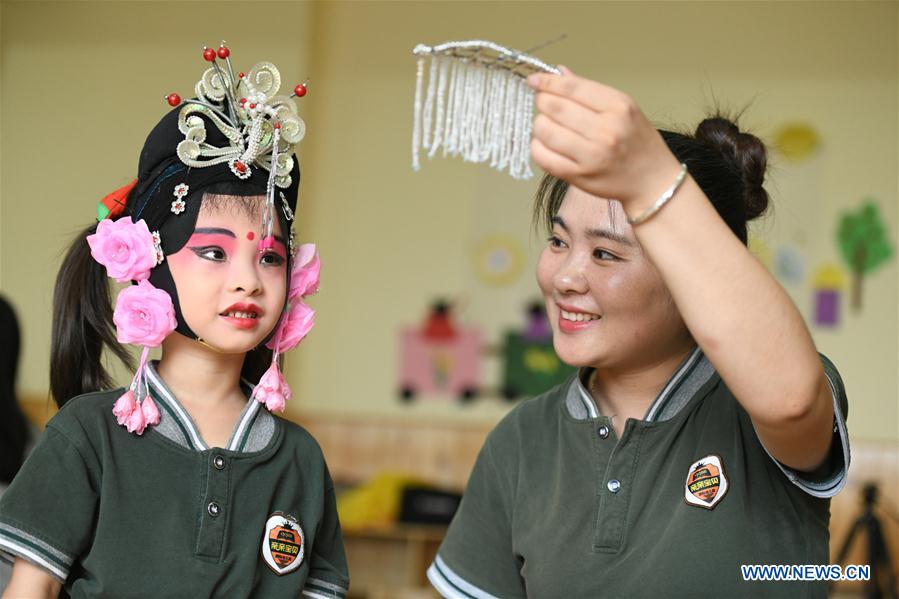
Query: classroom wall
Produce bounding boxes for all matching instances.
[2,1,897,441]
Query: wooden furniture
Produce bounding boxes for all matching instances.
[342,525,443,599]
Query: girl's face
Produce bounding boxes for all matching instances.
[536,187,692,371]
[166,196,288,353]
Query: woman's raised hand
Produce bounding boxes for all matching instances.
[527,67,682,212]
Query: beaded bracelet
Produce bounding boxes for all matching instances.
[626,162,689,226]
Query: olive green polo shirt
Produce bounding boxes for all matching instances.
[0,363,349,598]
[428,349,849,598]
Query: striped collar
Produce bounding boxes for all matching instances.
[564,346,715,422]
[145,362,276,452]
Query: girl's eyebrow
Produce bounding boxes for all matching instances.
[191,228,285,246]
[192,227,235,237]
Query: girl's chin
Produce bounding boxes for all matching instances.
[193,333,269,355]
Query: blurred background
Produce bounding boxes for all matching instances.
[2,1,897,597]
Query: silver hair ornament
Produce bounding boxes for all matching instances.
[411,40,561,180]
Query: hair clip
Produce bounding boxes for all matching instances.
[171,183,189,214]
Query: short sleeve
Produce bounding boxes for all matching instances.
[302,471,350,599]
[764,354,851,498]
[428,434,525,599]
[0,425,100,582]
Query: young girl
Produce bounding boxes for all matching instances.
[428,69,849,598]
[0,47,349,598]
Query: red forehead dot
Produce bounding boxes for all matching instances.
[246,231,255,241]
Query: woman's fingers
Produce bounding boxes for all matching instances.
[533,97,629,178]
[527,69,626,113]
[530,137,581,180]
[529,68,674,204]
[532,113,597,163]
[531,75,646,169]
[534,92,601,143]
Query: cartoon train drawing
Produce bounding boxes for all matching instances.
[398,302,482,402]
[500,302,575,400]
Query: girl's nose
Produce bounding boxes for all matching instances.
[229,255,264,296]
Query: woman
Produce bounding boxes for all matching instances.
[428,68,848,598]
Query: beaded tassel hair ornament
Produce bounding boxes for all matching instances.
[411,40,561,180]
[88,43,317,435]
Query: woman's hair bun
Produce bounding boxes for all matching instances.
[695,116,769,220]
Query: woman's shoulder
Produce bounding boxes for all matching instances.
[487,376,575,446]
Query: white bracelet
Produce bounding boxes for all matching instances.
[626,163,689,226]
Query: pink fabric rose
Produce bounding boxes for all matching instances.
[288,244,320,300]
[253,362,292,413]
[87,217,157,283]
[113,280,177,347]
[266,301,314,352]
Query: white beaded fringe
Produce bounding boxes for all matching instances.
[412,54,537,180]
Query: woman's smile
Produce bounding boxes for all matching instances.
[557,304,602,333]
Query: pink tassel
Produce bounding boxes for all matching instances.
[271,377,293,413]
[125,404,147,435]
[114,345,157,435]
[141,396,160,427]
[254,361,291,413]
[112,390,137,426]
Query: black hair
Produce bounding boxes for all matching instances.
[0,296,30,483]
[50,222,136,407]
[533,114,769,245]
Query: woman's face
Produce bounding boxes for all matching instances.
[166,195,288,353]
[536,187,692,371]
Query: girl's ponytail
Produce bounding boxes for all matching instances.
[50,223,133,407]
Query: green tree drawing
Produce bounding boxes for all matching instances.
[837,200,893,311]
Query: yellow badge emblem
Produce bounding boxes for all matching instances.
[684,455,728,509]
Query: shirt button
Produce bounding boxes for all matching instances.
[213,455,226,470]
[597,426,610,439]
[607,479,622,493]
[207,502,221,517]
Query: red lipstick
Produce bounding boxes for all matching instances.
[219,303,263,330]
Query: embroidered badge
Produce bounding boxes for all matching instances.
[684,454,729,509]
[261,512,305,575]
